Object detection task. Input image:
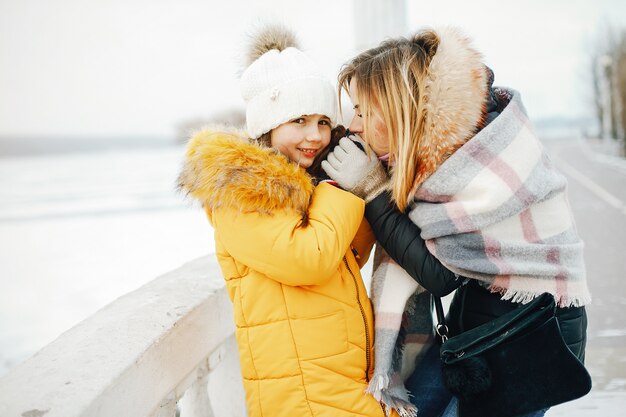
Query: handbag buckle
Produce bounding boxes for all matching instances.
[436,323,449,342]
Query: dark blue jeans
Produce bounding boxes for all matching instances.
[405,343,547,417]
[404,342,452,417]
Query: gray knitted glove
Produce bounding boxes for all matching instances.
[321,136,389,202]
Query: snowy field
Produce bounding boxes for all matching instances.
[0,145,215,375]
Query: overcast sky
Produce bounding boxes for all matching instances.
[1,0,625,140]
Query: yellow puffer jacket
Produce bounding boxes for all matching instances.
[178,129,388,417]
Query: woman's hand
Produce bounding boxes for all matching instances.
[321,136,389,202]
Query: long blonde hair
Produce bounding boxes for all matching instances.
[338,30,440,211]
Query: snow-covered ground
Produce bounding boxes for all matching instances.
[0,145,215,375]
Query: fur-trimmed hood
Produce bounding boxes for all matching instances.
[410,26,489,194]
[177,129,314,218]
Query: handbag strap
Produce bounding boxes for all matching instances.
[432,294,449,342]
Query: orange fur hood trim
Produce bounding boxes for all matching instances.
[410,27,489,195]
[177,129,314,217]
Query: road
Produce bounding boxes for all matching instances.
[543,138,626,416]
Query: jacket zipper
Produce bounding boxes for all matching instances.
[345,256,385,417]
[343,256,372,382]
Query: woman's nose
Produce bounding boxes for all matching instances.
[349,115,363,133]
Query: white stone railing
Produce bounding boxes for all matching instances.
[0,256,246,417]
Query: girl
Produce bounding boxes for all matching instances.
[322,27,590,417]
[178,25,389,417]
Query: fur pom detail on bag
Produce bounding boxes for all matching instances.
[442,356,492,398]
[244,23,300,67]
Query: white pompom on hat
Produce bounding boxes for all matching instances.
[240,25,338,139]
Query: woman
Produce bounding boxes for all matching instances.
[178,25,390,417]
[322,27,590,417]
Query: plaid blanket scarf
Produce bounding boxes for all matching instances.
[410,89,591,308]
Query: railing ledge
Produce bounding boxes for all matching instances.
[0,255,245,417]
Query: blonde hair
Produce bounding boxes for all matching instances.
[338,30,440,211]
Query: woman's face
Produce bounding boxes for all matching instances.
[347,78,389,157]
[270,114,332,169]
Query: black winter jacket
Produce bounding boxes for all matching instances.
[365,191,463,297]
[364,191,588,362]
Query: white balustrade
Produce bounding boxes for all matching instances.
[0,256,246,417]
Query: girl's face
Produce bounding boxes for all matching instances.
[270,114,332,168]
[347,78,389,157]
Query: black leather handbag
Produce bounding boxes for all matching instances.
[433,292,592,417]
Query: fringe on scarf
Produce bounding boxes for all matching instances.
[367,250,433,417]
[488,283,592,308]
[366,375,418,417]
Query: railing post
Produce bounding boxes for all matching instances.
[150,392,177,417]
[179,343,231,417]
[179,363,213,417]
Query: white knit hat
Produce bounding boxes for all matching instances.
[240,26,338,139]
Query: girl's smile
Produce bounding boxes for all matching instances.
[296,147,320,158]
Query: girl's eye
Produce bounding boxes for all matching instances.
[292,118,305,124]
[319,119,330,126]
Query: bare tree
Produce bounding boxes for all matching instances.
[616,33,626,152]
[591,47,605,138]
[591,24,624,143]
[607,47,620,140]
